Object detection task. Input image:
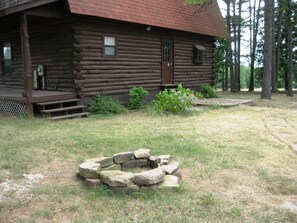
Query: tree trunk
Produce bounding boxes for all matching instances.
[224,42,229,91]
[237,0,242,91]
[261,0,273,100]
[286,0,293,96]
[227,0,234,92]
[275,0,283,91]
[232,0,238,92]
[249,0,262,92]
[271,1,278,93]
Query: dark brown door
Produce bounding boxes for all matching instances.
[162,39,173,84]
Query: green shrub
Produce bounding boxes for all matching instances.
[153,84,196,114]
[128,86,149,110]
[201,84,217,99]
[88,94,127,115]
[194,91,204,99]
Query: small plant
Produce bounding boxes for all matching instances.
[201,84,217,99]
[128,86,149,110]
[194,91,204,99]
[153,84,196,114]
[88,94,127,115]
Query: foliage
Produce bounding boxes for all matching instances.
[201,85,217,99]
[128,86,149,110]
[88,94,127,115]
[153,84,197,114]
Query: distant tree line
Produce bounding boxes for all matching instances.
[188,0,296,99]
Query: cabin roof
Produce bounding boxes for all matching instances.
[0,0,229,38]
[67,0,229,38]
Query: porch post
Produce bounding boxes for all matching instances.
[20,13,33,116]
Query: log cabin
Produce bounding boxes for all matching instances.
[0,0,228,119]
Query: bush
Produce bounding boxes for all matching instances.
[201,84,217,99]
[88,94,127,115]
[128,86,149,110]
[153,84,196,114]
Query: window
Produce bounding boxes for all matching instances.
[1,42,12,76]
[193,45,207,65]
[103,36,117,57]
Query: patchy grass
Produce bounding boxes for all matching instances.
[0,92,297,222]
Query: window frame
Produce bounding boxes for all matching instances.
[102,36,117,57]
[193,44,207,65]
[1,42,12,76]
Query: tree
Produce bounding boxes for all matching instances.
[249,0,262,91]
[261,0,274,100]
[286,0,293,96]
[274,0,283,92]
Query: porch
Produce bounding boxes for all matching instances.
[0,88,77,116]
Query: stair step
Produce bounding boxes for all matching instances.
[37,98,80,106]
[50,112,90,120]
[41,105,86,113]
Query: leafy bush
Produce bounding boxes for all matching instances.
[194,91,204,99]
[88,94,127,115]
[153,84,196,114]
[128,86,149,110]
[201,84,217,99]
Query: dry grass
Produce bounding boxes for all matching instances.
[0,91,297,222]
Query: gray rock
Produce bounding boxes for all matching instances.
[100,170,134,187]
[85,179,102,188]
[148,156,161,168]
[172,169,182,179]
[134,167,165,186]
[159,155,171,165]
[85,157,114,168]
[162,162,180,174]
[111,183,140,194]
[75,171,86,181]
[78,162,101,179]
[122,159,148,169]
[113,152,134,164]
[134,148,151,159]
[158,175,180,190]
[102,164,121,171]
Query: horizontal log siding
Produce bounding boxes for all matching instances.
[174,36,214,88]
[0,19,74,91]
[73,17,162,96]
[73,17,215,96]
[29,20,74,91]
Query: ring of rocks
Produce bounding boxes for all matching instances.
[76,149,181,194]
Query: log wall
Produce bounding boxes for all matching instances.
[174,34,214,89]
[73,16,162,97]
[0,13,215,96]
[73,16,215,97]
[0,18,74,91]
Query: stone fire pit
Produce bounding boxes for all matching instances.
[76,149,181,193]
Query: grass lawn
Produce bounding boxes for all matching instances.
[0,92,297,223]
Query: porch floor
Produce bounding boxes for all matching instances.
[0,88,77,103]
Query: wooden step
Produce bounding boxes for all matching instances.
[50,112,90,120]
[41,105,86,113]
[37,98,80,106]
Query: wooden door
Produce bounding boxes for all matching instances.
[161,39,173,84]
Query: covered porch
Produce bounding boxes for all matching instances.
[0,88,77,116]
[0,1,76,116]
